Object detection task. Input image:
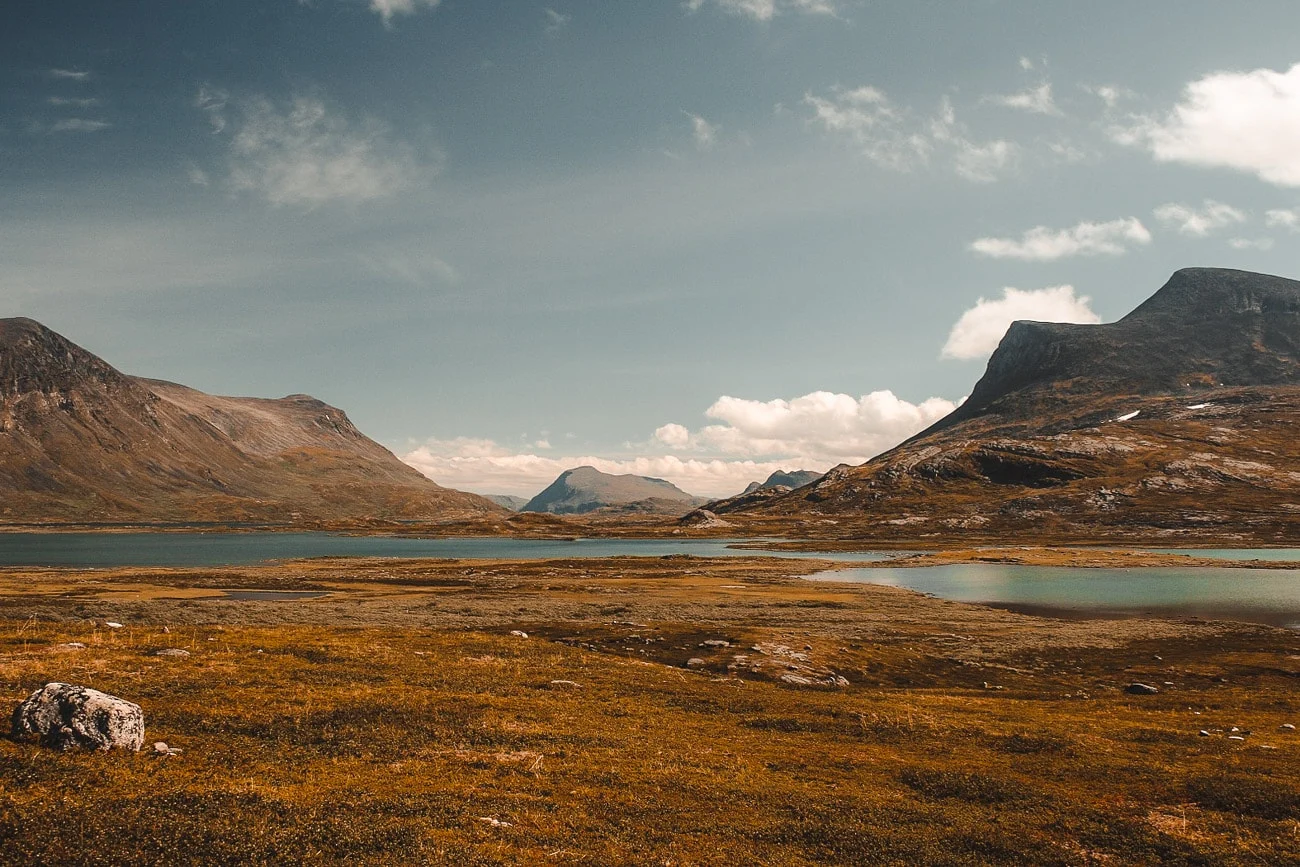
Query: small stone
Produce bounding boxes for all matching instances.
[1125,683,1160,695]
[153,648,190,657]
[1228,735,1246,741]
[700,640,730,648]
[161,626,170,634]
[1282,723,1296,731]
[685,658,706,668]
[11,683,144,751]
[1199,730,1210,737]
[509,630,528,639]
[60,642,86,649]
[548,679,581,689]
[104,622,124,630]
[153,741,170,754]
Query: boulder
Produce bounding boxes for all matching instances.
[1125,682,1160,696]
[11,683,144,751]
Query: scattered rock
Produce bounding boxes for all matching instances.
[60,642,86,649]
[11,683,144,751]
[547,680,581,689]
[1282,723,1296,731]
[509,630,528,639]
[685,657,707,668]
[161,626,170,634]
[780,673,850,689]
[478,817,512,828]
[1228,735,1246,741]
[104,622,124,630]
[153,648,190,657]
[1199,730,1210,737]
[700,640,730,648]
[1125,683,1160,695]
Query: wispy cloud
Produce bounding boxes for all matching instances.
[47,68,90,81]
[1266,208,1300,231]
[986,82,1062,116]
[941,286,1100,360]
[367,0,440,25]
[47,119,110,133]
[195,88,439,207]
[684,0,840,22]
[1115,62,1300,187]
[684,112,719,151]
[543,7,570,34]
[47,96,100,108]
[1228,237,1274,251]
[970,217,1151,261]
[804,88,1018,182]
[1153,200,1247,236]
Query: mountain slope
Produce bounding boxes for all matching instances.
[0,318,500,523]
[523,466,706,516]
[717,269,1300,542]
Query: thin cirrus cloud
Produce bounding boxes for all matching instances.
[1153,200,1247,236]
[969,217,1152,261]
[47,119,111,133]
[684,0,840,22]
[543,8,571,35]
[1265,208,1300,231]
[366,0,440,25]
[47,68,90,81]
[194,87,439,207]
[803,87,1018,182]
[941,286,1101,360]
[1117,62,1300,187]
[684,112,719,150]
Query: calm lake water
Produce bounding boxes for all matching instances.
[0,532,890,568]
[810,564,1300,628]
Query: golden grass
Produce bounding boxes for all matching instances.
[2,559,1300,864]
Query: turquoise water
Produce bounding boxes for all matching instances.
[1147,549,1300,561]
[810,564,1300,627]
[0,533,891,568]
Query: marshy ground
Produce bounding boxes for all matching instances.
[3,554,1300,864]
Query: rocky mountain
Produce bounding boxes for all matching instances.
[0,317,501,523]
[712,269,1300,543]
[485,495,528,511]
[523,466,706,516]
[741,470,823,496]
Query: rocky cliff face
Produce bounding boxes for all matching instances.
[0,318,500,523]
[716,269,1300,543]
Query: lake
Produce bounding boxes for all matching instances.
[810,564,1300,628]
[0,532,891,568]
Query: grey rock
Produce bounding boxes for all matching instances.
[11,683,144,751]
[700,640,730,648]
[509,630,528,639]
[685,657,707,668]
[153,648,191,657]
[1125,682,1160,695]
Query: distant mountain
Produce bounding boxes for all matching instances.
[0,317,501,523]
[741,470,823,496]
[485,495,528,511]
[712,269,1300,542]
[522,466,707,516]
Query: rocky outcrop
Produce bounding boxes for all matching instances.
[11,683,145,751]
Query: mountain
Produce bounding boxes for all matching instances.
[0,317,501,523]
[522,466,707,516]
[485,495,528,511]
[741,470,823,496]
[713,269,1300,542]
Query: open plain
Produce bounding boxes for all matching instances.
[4,553,1300,864]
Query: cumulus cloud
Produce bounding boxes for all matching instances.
[1153,200,1247,236]
[684,0,838,21]
[1118,62,1300,187]
[1083,84,1133,110]
[1265,208,1300,231]
[367,0,440,24]
[195,89,437,207]
[969,217,1151,261]
[805,89,1017,182]
[986,83,1061,116]
[941,286,1101,360]
[404,390,958,498]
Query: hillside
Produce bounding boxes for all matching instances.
[714,268,1300,543]
[0,318,500,523]
[741,470,823,496]
[523,466,706,516]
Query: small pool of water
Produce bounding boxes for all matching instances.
[810,564,1300,628]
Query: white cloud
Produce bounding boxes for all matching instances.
[941,286,1101,360]
[1119,62,1300,187]
[969,217,1151,261]
[47,68,90,81]
[1266,208,1300,231]
[196,90,437,207]
[684,0,838,21]
[1083,84,1133,109]
[987,83,1061,116]
[45,119,110,133]
[405,389,958,498]
[805,89,1017,182]
[685,112,719,150]
[1229,237,1275,251]
[1153,200,1247,236]
[47,97,100,107]
[368,0,440,24]
[1019,57,1035,71]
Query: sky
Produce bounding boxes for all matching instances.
[4,1,1300,498]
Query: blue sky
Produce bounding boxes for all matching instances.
[5,1,1300,496]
